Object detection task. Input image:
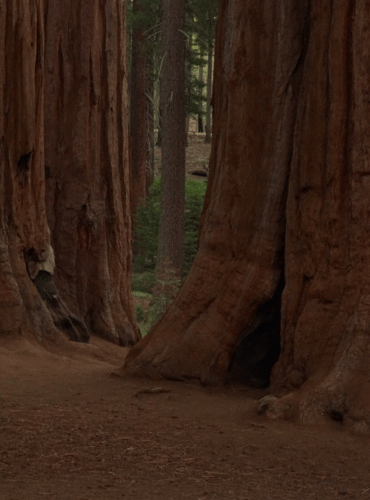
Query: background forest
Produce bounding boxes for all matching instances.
[128,0,219,335]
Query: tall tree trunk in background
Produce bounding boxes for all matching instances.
[156,0,186,276]
[0,0,86,343]
[198,52,204,133]
[156,101,163,147]
[204,38,213,144]
[146,64,155,193]
[125,0,370,431]
[44,0,140,346]
[130,0,149,213]
[126,0,133,96]
[185,33,193,147]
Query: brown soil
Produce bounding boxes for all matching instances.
[1,335,370,500]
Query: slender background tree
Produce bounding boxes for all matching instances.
[130,0,150,213]
[156,0,187,276]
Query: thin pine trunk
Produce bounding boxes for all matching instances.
[146,60,155,193]
[130,0,149,213]
[198,47,204,133]
[204,38,213,144]
[157,0,186,276]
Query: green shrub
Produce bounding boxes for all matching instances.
[134,304,146,323]
[133,178,207,277]
[131,271,156,294]
[133,179,161,273]
[183,180,207,274]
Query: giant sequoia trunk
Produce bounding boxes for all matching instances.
[1,0,136,346]
[0,0,50,340]
[125,0,370,429]
[44,0,139,346]
[0,0,82,343]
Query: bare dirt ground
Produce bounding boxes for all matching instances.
[1,334,370,500]
[3,132,370,499]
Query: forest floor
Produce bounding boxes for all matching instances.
[1,334,370,500]
[3,134,370,500]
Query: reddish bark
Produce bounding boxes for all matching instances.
[125,0,370,430]
[125,0,295,382]
[44,0,139,345]
[0,0,65,342]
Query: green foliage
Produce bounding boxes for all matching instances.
[134,304,146,323]
[132,291,152,299]
[187,0,219,49]
[131,270,182,337]
[183,180,207,274]
[187,73,207,117]
[131,271,157,294]
[131,173,208,335]
[143,269,183,331]
[133,178,162,272]
[127,0,162,31]
[133,178,207,278]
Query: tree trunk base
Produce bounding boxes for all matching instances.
[33,271,90,343]
[259,370,370,433]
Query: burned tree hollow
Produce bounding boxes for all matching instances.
[228,284,283,388]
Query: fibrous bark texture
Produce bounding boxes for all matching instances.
[125,0,298,381]
[125,0,370,429]
[44,0,140,346]
[268,0,370,431]
[0,0,60,342]
[157,0,186,275]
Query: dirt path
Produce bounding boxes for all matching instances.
[1,335,370,500]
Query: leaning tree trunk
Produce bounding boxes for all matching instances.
[125,0,370,430]
[44,0,140,346]
[0,0,87,344]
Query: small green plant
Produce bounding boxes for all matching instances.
[134,304,146,323]
[133,177,207,277]
[183,180,207,274]
[147,268,183,325]
[132,178,207,335]
[133,179,162,273]
[131,271,156,294]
